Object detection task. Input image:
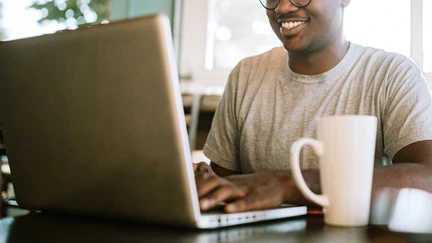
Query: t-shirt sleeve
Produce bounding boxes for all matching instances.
[202,65,242,172]
[383,56,432,160]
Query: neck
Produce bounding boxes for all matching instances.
[288,38,350,75]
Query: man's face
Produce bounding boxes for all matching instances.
[266,0,348,54]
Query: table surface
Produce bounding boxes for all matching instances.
[0,212,431,243]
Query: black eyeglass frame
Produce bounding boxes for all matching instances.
[259,0,312,10]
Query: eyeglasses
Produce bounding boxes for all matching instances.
[259,0,312,10]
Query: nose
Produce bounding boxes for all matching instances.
[274,0,300,13]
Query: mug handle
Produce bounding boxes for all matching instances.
[290,138,329,207]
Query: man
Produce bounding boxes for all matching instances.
[194,0,432,213]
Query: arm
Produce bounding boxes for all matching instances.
[282,140,432,208]
[373,56,432,192]
[195,140,432,212]
[281,140,432,207]
[373,140,432,193]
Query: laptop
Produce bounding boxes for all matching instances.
[0,14,306,229]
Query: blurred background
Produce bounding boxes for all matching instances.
[0,0,431,218]
[0,0,431,162]
[0,0,430,83]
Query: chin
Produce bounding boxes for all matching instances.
[283,42,307,53]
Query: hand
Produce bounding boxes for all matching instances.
[193,162,216,177]
[196,171,290,213]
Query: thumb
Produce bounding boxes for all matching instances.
[193,162,214,175]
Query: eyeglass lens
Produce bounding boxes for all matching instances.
[260,0,311,9]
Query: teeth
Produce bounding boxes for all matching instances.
[282,21,305,30]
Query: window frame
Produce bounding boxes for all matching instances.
[180,0,230,85]
[411,0,432,85]
[180,0,432,86]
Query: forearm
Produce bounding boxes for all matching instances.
[373,163,432,193]
[281,163,432,207]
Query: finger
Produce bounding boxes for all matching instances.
[224,196,279,213]
[193,162,207,172]
[200,185,246,211]
[224,199,250,213]
[195,174,226,197]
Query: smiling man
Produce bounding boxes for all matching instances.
[194,0,432,213]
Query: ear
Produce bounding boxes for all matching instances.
[341,0,351,7]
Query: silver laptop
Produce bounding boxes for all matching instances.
[0,14,306,228]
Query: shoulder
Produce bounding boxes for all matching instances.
[350,43,424,88]
[351,43,419,71]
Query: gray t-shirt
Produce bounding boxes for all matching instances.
[203,43,432,173]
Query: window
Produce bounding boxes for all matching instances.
[424,0,432,73]
[344,0,411,58]
[0,0,181,66]
[0,0,111,41]
[205,0,280,71]
[180,0,432,86]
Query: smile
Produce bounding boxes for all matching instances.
[281,21,306,30]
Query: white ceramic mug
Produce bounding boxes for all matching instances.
[290,115,377,227]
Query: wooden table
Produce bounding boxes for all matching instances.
[0,212,430,243]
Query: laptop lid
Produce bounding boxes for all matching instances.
[0,14,307,229]
[0,14,202,227]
